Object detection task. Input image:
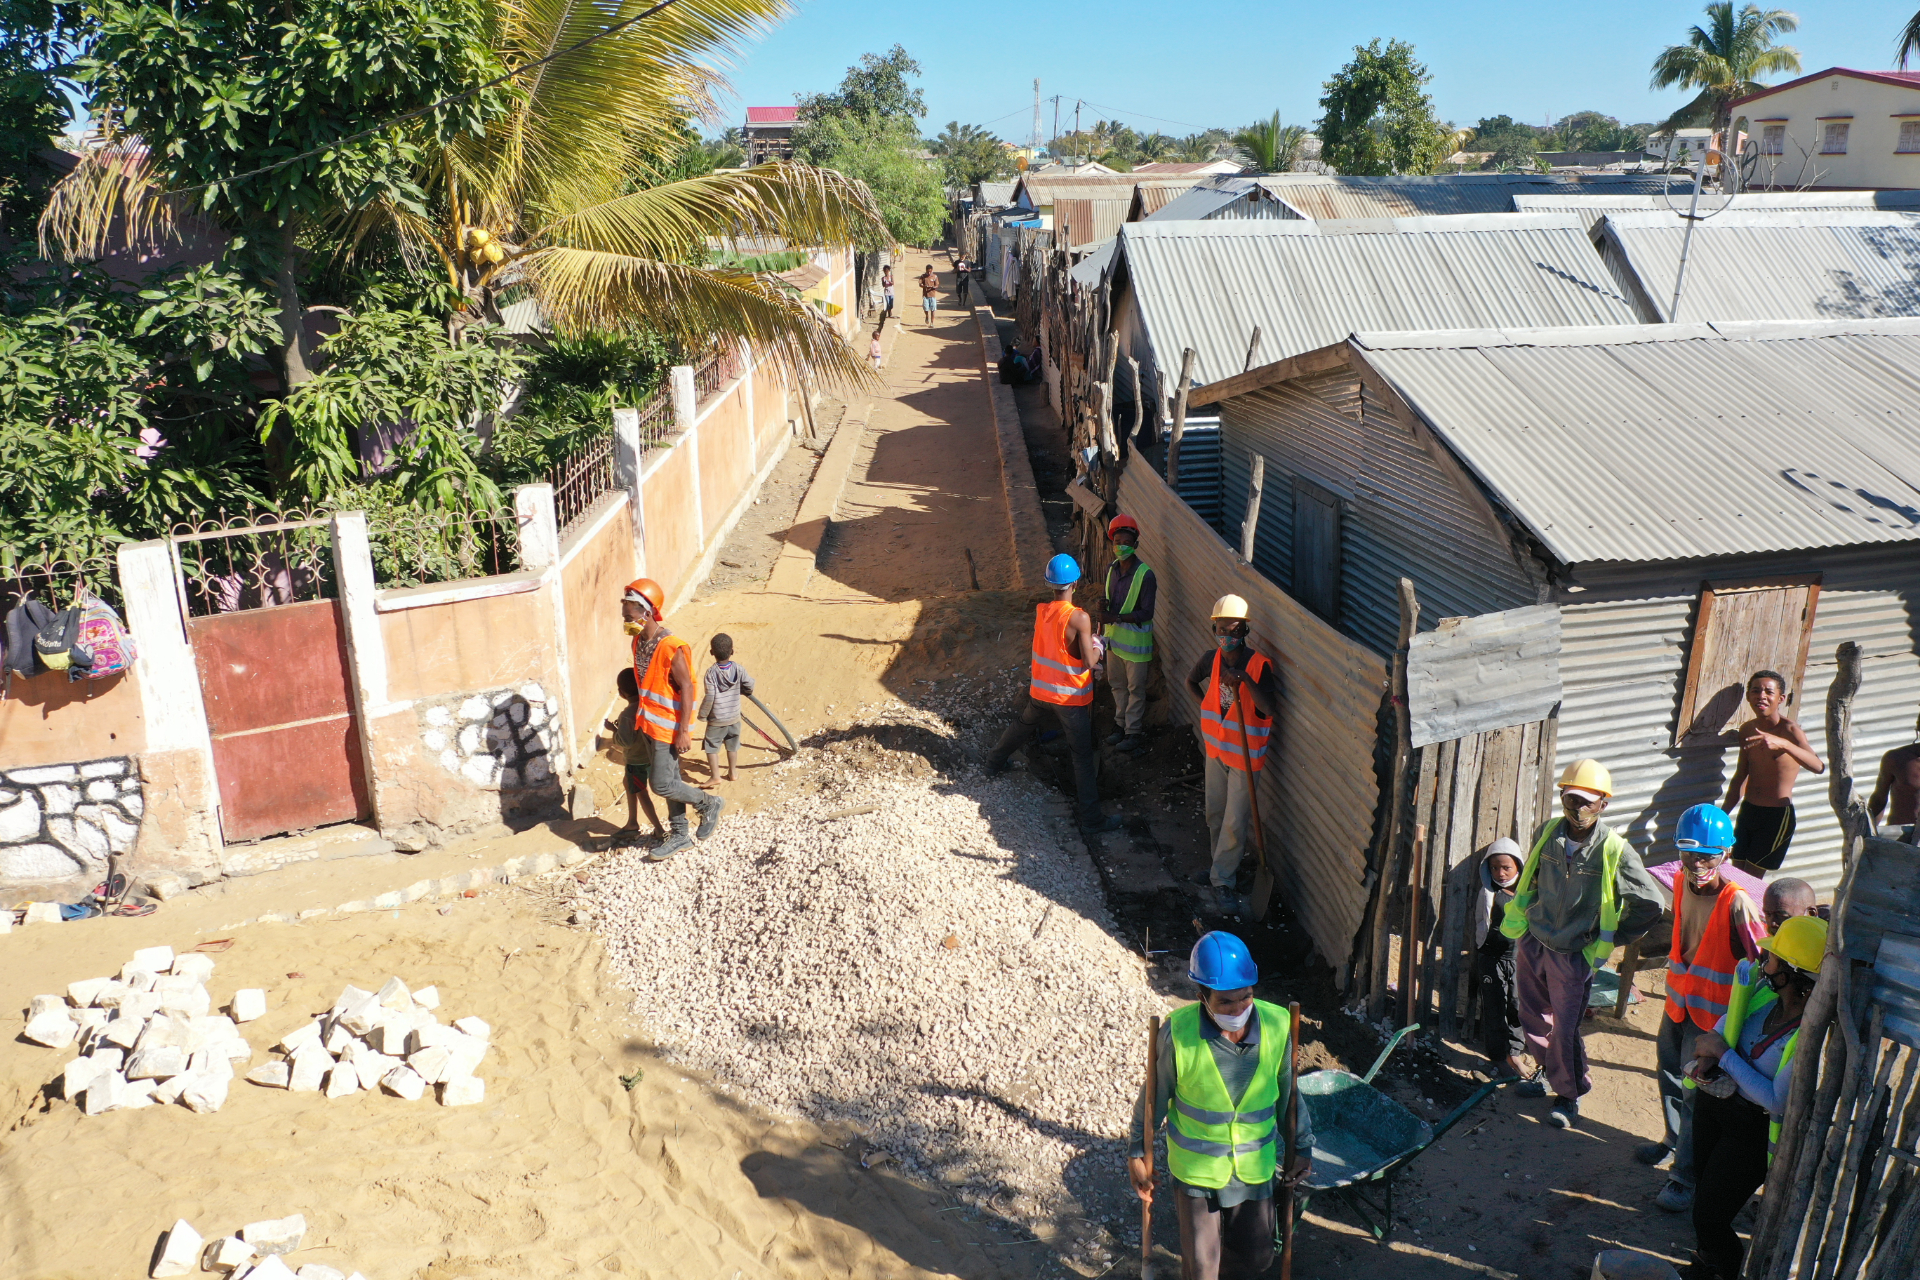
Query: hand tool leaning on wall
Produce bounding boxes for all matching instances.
[1235,694,1276,921]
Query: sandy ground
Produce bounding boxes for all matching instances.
[4,253,1703,1280]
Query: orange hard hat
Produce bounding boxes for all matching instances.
[1107,514,1140,538]
[622,578,664,619]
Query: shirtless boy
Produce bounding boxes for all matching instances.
[1721,670,1825,876]
[1867,709,1920,839]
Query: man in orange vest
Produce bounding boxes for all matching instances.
[623,578,724,860]
[985,554,1124,835]
[1645,803,1763,1213]
[1184,595,1279,918]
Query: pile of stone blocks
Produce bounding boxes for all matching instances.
[245,977,488,1107]
[151,1214,368,1279]
[23,944,261,1115]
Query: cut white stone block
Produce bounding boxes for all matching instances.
[130,944,175,974]
[120,1084,158,1110]
[370,1021,413,1057]
[191,1014,237,1044]
[288,1044,331,1093]
[279,1020,324,1055]
[230,989,268,1023]
[81,1071,127,1115]
[246,1061,291,1088]
[117,991,162,1022]
[239,1214,306,1256]
[73,1006,109,1034]
[322,1019,354,1055]
[335,992,382,1036]
[151,1073,192,1105]
[151,1218,202,1277]
[100,1013,147,1050]
[23,901,63,925]
[452,1016,490,1042]
[410,985,440,1010]
[329,984,373,1016]
[63,1055,107,1098]
[217,1037,253,1063]
[324,1062,360,1098]
[136,1012,195,1053]
[381,1064,427,1100]
[186,1047,235,1083]
[294,1265,345,1280]
[120,966,159,992]
[155,980,210,1019]
[407,1044,453,1084]
[170,953,215,984]
[376,975,411,1010]
[23,1007,78,1048]
[125,1044,188,1080]
[443,1035,488,1082]
[29,993,65,1018]
[354,1048,400,1092]
[241,1257,297,1280]
[408,1022,457,1054]
[201,1235,253,1272]
[88,1045,125,1073]
[66,976,113,1007]
[179,1071,230,1113]
[439,1075,486,1106]
[92,979,132,1009]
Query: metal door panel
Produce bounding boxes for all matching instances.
[208,717,370,841]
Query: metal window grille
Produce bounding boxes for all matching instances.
[1762,125,1785,156]
[1899,121,1920,154]
[551,431,617,537]
[0,549,125,618]
[170,510,338,617]
[1822,122,1850,154]
[367,506,521,589]
[692,346,743,404]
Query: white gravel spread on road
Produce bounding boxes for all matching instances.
[588,752,1164,1235]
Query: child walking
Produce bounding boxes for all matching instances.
[604,667,666,847]
[699,634,755,785]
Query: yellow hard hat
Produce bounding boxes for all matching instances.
[1211,594,1250,620]
[1557,758,1614,797]
[1760,915,1827,975]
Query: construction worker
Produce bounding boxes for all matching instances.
[1129,931,1312,1280]
[1686,915,1827,1280]
[985,553,1124,835]
[1504,759,1665,1129]
[622,579,724,859]
[1097,514,1156,754]
[1185,595,1279,917]
[1644,804,1764,1214]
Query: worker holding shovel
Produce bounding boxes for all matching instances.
[1129,931,1311,1280]
[1185,595,1280,918]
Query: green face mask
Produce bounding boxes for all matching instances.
[1113,543,1136,559]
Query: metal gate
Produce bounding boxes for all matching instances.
[173,514,371,843]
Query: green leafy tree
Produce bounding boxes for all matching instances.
[795,47,943,246]
[1473,115,1542,168]
[1650,3,1800,134]
[0,0,89,235]
[1176,130,1232,162]
[930,121,1012,190]
[795,43,925,129]
[1316,38,1451,176]
[1233,111,1307,174]
[1549,111,1648,152]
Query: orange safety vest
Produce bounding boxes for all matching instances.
[1029,601,1093,706]
[1201,650,1274,772]
[634,633,693,743]
[1666,879,1751,1032]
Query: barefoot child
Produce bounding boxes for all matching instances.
[1723,670,1825,877]
[604,668,666,847]
[698,633,754,785]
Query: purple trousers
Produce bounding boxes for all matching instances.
[1515,932,1596,1099]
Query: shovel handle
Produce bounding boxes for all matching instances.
[1281,1000,1300,1280]
[1142,1014,1159,1279]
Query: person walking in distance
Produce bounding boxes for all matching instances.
[1722,670,1824,877]
[985,554,1125,836]
[1097,514,1155,755]
[621,578,724,860]
[1185,595,1280,918]
[880,264,894,321]
[918,263,940,325]
[954,256,973,307]
[1129,932,1313,1280]
[1504,759,1666,1129]
[1643,804,1764,1214]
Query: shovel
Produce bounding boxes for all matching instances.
[1141,1014,1160,1280]
[1233,691,1275,921]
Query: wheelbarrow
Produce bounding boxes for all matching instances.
[1293,1024,1500,1240]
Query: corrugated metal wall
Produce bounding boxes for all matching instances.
[1120,455,1389,984]
[1218,380,1540,654]
[1555,547,1920,895]
[1156,420,1225,533]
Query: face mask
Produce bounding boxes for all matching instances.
[1114,543,1135,559]
[623,620,644,636]
[1766,967,1794,993]
[1207,1002,1254,1033]
[1493,870,1518,890]
[1687,860,1722,888]
[1215,634,1242,652]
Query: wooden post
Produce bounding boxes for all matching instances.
[1240,455,1266,561]
[1243,325,1263,372]
[1167,347,1196,491]
[1366,578,1420,1019]
[1127,357,1144,441]
[1402,824,1427,1028]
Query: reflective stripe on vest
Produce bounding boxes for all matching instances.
[635,634,692,744]
[1103,561,1154,662]
[1498,819,1625,965]
[1708,960,1801,1161]
[1666,881,1753,1031]
[1030,601,1093,705]
[1200,650,1273,773]
[1164,1000,1289,1189]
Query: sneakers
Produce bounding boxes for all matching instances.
[1514,1076,1548,1098]
[1115,735,1146,754]
[1103,730,1128,746]
[696,795,726,840]
[647,832,693,862]
[1215,886,1244,917]
[1079,814,1125,836]
[1634,1141,1673,1166]
[1657,1180,1695,1213]
[1547,1097,1581,1129]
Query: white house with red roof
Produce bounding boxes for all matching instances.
[1731,68,1920,190]
[743,106,799,164]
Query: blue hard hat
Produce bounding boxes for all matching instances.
[1675,803,1736,853]
[1044,553,1081,586]
[1189,931,1258,990]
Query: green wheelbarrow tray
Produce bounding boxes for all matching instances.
[1291,1024,1500,1240]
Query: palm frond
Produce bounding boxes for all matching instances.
[38,142,180,262]
[525,250,874,390]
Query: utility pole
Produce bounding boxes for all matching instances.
[1051,95,1063,158]
[1031,79,1041,167]
[1073,100,1082,164]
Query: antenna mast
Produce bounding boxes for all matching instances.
[1032,79,1041,164]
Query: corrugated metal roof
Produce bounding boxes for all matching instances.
[976,181,1017,208]
[1353,320,1920,564]
[1149,181,1260,221]
[1068,236,1118,288]
[1051,197,1130,250]
[1011,172,1152,207]
[1118,215,1640,386]
[1514,189,1920,233]
[1595,209,1920,323]
[1255,173,1697,220]
[1133,181,1198,218]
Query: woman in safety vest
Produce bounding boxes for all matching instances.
[1684,914,1825,1279]
[1129,932,1312,1280]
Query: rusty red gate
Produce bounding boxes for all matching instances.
[188,599,371,842]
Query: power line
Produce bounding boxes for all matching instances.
[1071,98,1223,133]
[147,0,691,201]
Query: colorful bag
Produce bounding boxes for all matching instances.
[75,590,135,679]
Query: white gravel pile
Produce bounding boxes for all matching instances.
[587,760,1164,1234]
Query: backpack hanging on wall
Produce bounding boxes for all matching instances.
[74,590,136,679]
[33,605,92,681]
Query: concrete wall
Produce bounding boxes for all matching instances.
[559,501,640,762]
[1736,72,1920,191]
[0,667,147,767]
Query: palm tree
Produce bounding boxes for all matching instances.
[1900,11,1920,66]
[1650,2,1800,134]
[929,121,990,156]
[1232,112,1307,174]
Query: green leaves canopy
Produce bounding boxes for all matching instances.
[1316,38,1451,177]
[1650,3,1800,133]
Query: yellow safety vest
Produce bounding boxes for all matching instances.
[1709,960,1802,1160]
[1499,819,1625,966]
[1164,1000,1289,1189]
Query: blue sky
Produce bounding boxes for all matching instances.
[712,0,1917,138]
